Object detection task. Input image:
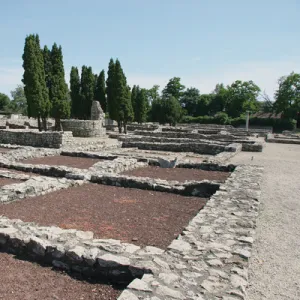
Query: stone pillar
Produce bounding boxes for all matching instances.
[91,101,104,120]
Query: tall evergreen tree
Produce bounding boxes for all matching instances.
[70,66,81,118]
[131,85,138,121]
[114,59,133,133]
[43,46,52,92]
[106,59,116,120]
[94,73,98,99]
[80,66,95,119]
[135,88,148,124]
[95,70,107,112]
[35,35,51,130]
[49,43,70,130]
[22,34,50,130]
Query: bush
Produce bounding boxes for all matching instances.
[182,112,229,125]
[248,117,296,132]
[182,114,296,132]
[214,112,229,124]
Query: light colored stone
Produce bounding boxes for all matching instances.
[207,259,223,267]
[230,274,248,288]
[128,278,152,292]
[156,286,184,299]
[168,239,192,252]
[98,254,130,266]
[117,290,139,300]
[158,273,179,285]
[233,249,251,259]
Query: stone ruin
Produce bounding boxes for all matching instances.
[91,100,105,121]
[61,100,106,137]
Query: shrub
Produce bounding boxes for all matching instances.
[182,114,296,132]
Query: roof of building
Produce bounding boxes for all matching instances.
[251,112,283,119]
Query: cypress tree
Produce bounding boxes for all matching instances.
[49,43,70,130]
[114,59,133,133]
[94,73,98,99]
[95,70,107,112]
[43,46,52,92]
[22,34,50,130]
[131,85,138,121]
[106,58,116,120]
[135,88,148,124]
[70,66,81,118]
[80,66,95,119]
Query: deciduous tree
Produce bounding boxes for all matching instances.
[162,77,185,100]
[274,72,300,120]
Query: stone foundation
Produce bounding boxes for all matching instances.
[121,140,240,155]
[0,130,73,148]
[61,120,106,137]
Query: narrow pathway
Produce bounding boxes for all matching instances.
[229,143,300,300]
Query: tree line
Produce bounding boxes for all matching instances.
[2,34,299,131]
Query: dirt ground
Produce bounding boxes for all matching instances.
[0,252,121,300]
[20,155,102,169]
[0,178,23,187]
[0,183,206,249]
[122,166,229,182]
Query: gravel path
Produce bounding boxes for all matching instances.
[229,143,300,300]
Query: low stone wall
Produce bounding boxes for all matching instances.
[91,174,221,197]
[121,140,239,155]
[119,135,227,146]
[176,162,236,172]
[0,176,82,203]
[61,120,106,137]
[0,130,73,148]
[132,130,245,141]
[126,124,160,132]
[266,133,300,145]
[242,141,264,152]
[119,164,263,299]
[0,216,149,285]
[0,164,263,299]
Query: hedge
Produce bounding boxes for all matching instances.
[182,115,296,132]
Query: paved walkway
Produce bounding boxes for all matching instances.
[229,143,300,300]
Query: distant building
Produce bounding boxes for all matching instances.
[251,112,283,119]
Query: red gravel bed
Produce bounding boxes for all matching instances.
[0,168,38,177]
[0,252,121,300]
[0,184,207,248]
[0,178,24,187]
[122,166,230,182]
[0,147,12,153]
[20,155,103,169]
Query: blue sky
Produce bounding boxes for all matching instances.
[0,0,299,98]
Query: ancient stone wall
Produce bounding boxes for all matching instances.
[61,120,106,137]
[0,130,72,148]
[121,140,239,155]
